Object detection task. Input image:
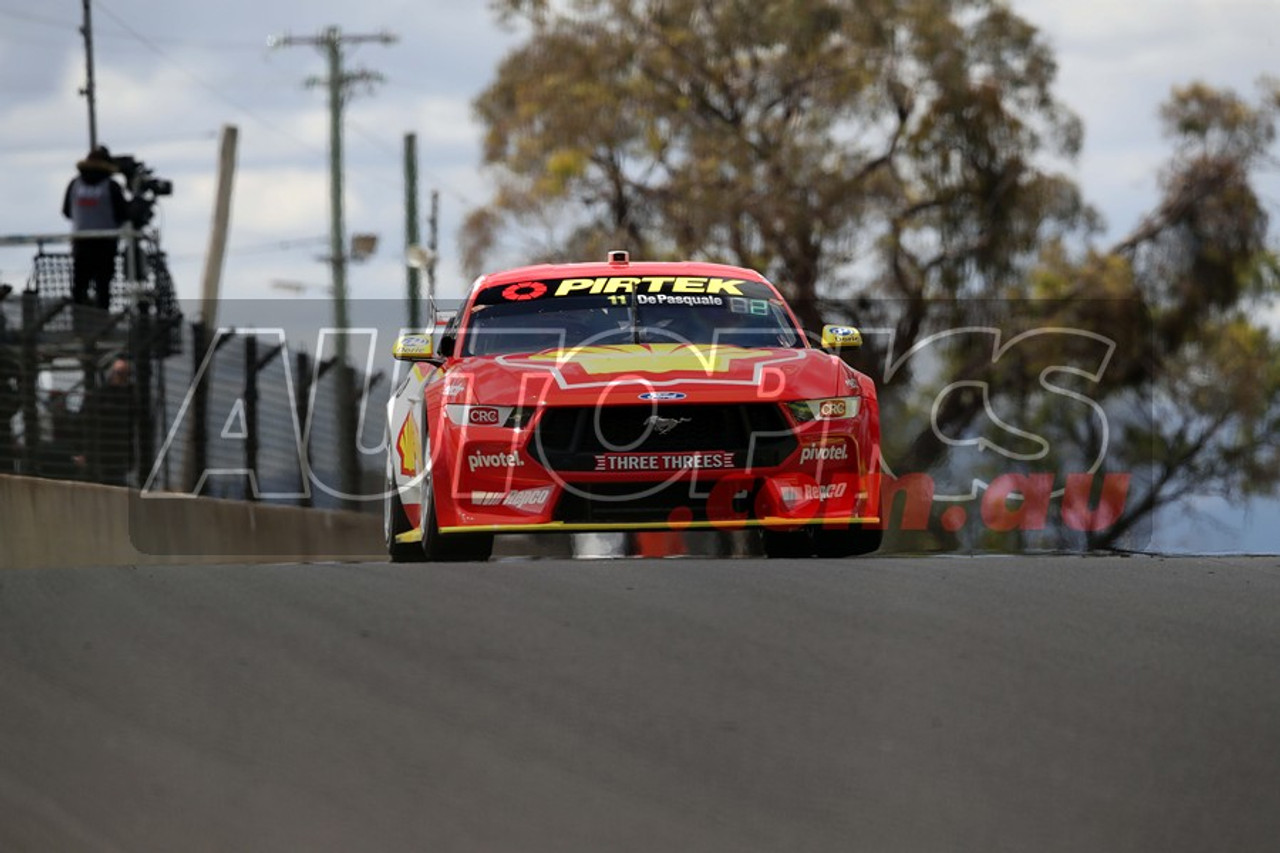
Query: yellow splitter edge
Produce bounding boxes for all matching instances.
[395,515,881,541]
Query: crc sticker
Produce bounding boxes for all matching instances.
[502,281,547,301]
[638,391,686,401]
[818,399,848,418]
[468,406,502,426]
[593,451,736,472]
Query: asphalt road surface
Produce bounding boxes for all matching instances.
[1,554,1278,852]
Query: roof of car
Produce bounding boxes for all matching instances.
[473,259,773,292]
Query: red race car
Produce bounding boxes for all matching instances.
[385,252,881,561]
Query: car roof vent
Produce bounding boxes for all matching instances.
[607,249,629,266]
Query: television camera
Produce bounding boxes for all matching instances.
[111,154,174,228]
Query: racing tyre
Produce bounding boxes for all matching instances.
[386,468,426,563]
[812,525,883,558]
[762,528,814,558]
[420,474,494,563]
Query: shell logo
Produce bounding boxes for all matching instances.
[524,343,764,376]
[396,412,422,477]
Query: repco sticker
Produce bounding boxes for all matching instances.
[799,443,849,464]
[468,450,523,472]
[503,486,552,511]
[469,487,552,511]
[781,482,848,503]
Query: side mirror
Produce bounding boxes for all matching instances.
[392,332,434,361]
[820,324,863,350]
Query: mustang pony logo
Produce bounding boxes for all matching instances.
[644,415,691,435]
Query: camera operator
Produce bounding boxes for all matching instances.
[77,357,135,487]
[61,145,129,312]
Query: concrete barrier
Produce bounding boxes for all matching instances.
[0,474,383,570]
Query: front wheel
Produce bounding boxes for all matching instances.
[762,528,814,558]
[420,467,494,563]
[386,464,425,563]
[812,525,882,558]
[761,524,883,558]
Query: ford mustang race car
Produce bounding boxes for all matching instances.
[385,252,881,561]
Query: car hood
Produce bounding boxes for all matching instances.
[444,343,844,406]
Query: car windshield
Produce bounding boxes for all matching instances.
[462,277,803,356]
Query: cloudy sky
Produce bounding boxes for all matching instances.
[2,0,1276,299]
[2,0,1277,550]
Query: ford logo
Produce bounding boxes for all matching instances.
[638,391,686,401]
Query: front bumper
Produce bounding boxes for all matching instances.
[430,419,881,534]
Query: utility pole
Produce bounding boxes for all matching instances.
[271,25,396,509]
[403,133,421,329]
[199,124,238,333]
[80,0,98,148]
[271,26,396,347]
[427,189,439,305]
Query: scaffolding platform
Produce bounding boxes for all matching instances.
[0,229,183,480]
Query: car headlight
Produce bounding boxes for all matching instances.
[445,404,535,428]
[785,396,861,423]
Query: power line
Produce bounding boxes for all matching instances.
[0,8,260,50]
[96,31,265,50]
[1,5,476,209]
[93,1,325,158]
[345,117,479,207]
[0,9,77,30]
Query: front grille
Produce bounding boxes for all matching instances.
[555,479,757,524]
[530,403,796,471]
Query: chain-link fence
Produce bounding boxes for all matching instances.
[144,321,392,511]
[1,245,402,516]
